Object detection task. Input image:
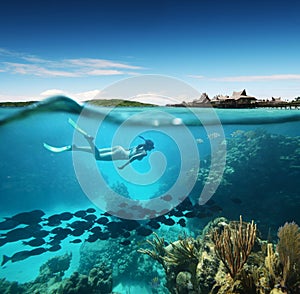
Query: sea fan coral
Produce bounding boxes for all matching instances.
[277,222,300,290]
[212,215,257,279]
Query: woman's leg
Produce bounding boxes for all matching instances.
[71,145,94,154]
[71,145,112,160]
[93,146,123,161]
[98,147,114,153]
[73,136,114,160]
[83,137,102,160]
[77,133,129,161]
[71,145,129,161]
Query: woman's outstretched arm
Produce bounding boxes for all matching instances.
[117,151,146,170]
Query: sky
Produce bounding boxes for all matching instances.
[0,0,300,104]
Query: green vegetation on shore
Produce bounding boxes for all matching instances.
[85,99,156,107]
[0,101,37,107]
[0,99,157,108]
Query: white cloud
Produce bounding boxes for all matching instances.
[86,69,124,76]
[40,89,67,96]
[73,89,101,101]
[189,73,300,82]
[188,75,205,79]
[0,48,22,58]
[0,89,168,104]
[40,89,100,101]
[0,48,143,78]
[0,89,100,102]
[66,58,142,70]
[0,93,41,102]
[4,62,81,77]
[212,74,300,82]
[132,94,176,106]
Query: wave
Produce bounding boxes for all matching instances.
[0,96,300,127]
[0,96,83,126]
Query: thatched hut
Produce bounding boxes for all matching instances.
[230,89,257,105]
[210,90,256,108]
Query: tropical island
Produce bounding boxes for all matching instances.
[0,89,300,109]
[0,99,156,108]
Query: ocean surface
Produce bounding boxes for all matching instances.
[0,96,299,293]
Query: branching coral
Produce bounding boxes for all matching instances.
[138,232,202,293]
[137,218,300,294]
[277,222,300,290]
[264,243,279,289]
[212,215,257,279]
[138,232,201,269]
[137,232,166,268]
[164,237,200,266]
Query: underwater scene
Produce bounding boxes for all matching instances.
[0,96,299,294]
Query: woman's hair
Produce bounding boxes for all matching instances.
[138,136,154,151]
[144,139,154,150]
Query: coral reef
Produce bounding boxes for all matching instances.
[138,217,300,294]
[0,278,25,294]
[35,253,72,284]
[23,253,73,293]
[138,219,224,293]
[194,130,300,234]
[57,266,112,294]
[1,215,300,293]
[0,254,112,294]
[78,234,166,288]
[175,271,194,294]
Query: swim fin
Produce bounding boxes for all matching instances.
[43,143,72,153]
[68,118,90,138]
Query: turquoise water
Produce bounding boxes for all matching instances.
[0,97,299,293]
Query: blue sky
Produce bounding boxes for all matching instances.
[0,0,300,103]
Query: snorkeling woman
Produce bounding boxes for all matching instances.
[43,119,155,170]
